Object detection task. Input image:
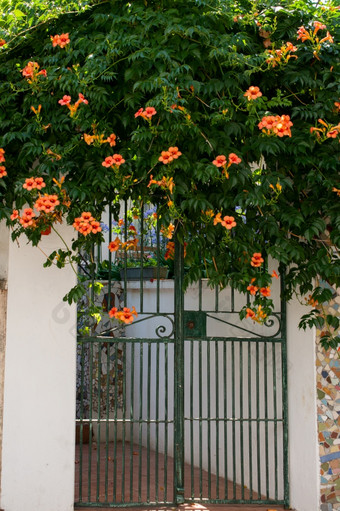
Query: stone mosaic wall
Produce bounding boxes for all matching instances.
[316,287,340,511]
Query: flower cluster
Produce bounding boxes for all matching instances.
[164,241,187,259]
[244,86,262,101]
[102,154,125,168]
[31,104,42,116]
[297,21,334,59]
[160,223,175,239]
[165,241,175,260]
[265,42,298,68]
[34,194,60,213]
[10,184,65,230]
[51,33,70,48]
[214,213,237,229]
[305,294,319,307]
[269,182,282,193]
[244,270,279,324]
[84,132,116,147]
[108,234,139,253]
[73,212,102,236]
[251,252,264,267]
[23,177,46,191]
[258,26,272,48]
[108,236,122,252]
[158,146,182,164]
[107,206,167,262]
[134,106,157,119]
[106,134,117,147]
[310,119,340,142]
[297,21,332,42]
[10,177,73,232]
[10,206,53,231]
[0,148,6,178]
[108,306,138,325]
[21,61,47,82]
[258,115,293,137]
[148,175,175,194]
[247,281,271,298]
[212,153,241,178]
[58,93,88,117]
[18,208,36,228]
[245,305,267,323]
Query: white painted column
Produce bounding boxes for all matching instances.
[0,225,77,511]
[0,222,9,496]
[287,299,319,511]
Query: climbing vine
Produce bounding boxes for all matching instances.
[0,0,339,347]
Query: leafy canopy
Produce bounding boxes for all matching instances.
[0,0,339,347]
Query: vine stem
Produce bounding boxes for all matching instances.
[50,225,78,277]
[36,245,58,266]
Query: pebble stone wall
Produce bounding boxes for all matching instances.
[316,287,340,511]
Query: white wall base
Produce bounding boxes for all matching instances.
[287,300,319,511]
[0,226,77,511]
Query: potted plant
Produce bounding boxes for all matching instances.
[118,251,170,281]
[104,203,172,281]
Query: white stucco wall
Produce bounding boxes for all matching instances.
[287,300,319,511]
[0,222,9,280]
[0,225,77,511]
[0,222,9,497]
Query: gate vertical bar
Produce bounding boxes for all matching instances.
[174,236,185,504]
[280,269,290,508]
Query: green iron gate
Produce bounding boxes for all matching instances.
[75,204,289,508]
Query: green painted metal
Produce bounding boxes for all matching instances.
[174,237,185,504]
[74,203,289,508]
[183,310,206,337]
[281,268,290,510]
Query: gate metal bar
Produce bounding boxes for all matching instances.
[174,233,185,504]
[182,336,287,505]
[76,337,175,507]
[75,203,289,508]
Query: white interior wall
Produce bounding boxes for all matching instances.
[0,225,77,511]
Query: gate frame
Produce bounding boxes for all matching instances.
[75,228,290,508]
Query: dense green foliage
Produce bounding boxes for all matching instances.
[0,0,94,42]
[0,0,339,346]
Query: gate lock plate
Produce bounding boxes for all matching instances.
[183,311,207,338]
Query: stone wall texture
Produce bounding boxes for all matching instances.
[316,286,340,510]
